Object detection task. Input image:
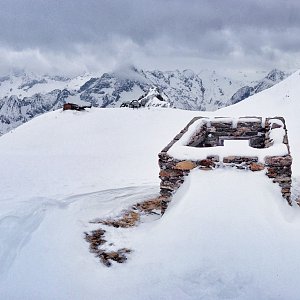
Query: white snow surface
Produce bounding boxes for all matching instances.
[1,69,300,299]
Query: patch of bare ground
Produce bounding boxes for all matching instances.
[84,229,132,267]
[84,195,166,267]
[93,210,140,228]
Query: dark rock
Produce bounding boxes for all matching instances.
[250,162,265,171]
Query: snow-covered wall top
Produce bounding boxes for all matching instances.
[167,117,289,162]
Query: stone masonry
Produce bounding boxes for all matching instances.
[158,117,292,213]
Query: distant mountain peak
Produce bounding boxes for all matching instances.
[229,69,290,105]
[0,68,290,135]
[265,69,286,82]
[182,69,195,79]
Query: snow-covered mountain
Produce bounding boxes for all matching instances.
[230,69,289,104]
[0,70,93,99]
[0,67,289,134]
[137,87,170,108]
[0,89,71,134]
[0,70,300,299]
[78,67,247,110]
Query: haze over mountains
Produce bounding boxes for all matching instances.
[0,67,289,134]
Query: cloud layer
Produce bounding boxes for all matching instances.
[0,0,300,75]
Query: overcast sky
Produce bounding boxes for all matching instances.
[0,0,299,76]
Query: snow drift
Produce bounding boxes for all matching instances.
[0,69,300,299]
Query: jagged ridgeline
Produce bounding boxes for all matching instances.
[0,67,289,134]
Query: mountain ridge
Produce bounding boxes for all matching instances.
[0,67,290,134]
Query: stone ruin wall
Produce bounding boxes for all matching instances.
[158,117,292,213]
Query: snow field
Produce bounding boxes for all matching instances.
[1,70,300,299]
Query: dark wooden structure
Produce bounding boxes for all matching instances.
[63,103,92,111]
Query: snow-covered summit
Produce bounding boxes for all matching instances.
[137,87,170,108]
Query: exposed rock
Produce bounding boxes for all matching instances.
[159,169,185,178]
[271,123,282,129]
[92,211,140,228]
[84,229,107,254]
[99,248,132,267]
[85,195,164,266]
[174,161,196,170]
[223,156,258,164]
[265,155,292,167]
[198,159,216,169]
[230,86,254,104]
[250,162,265,171]
[133,197,163,214]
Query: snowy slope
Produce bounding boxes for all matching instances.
[0,109,197,201]
[0,71,300,299]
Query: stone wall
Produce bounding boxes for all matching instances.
[158,116,292,214]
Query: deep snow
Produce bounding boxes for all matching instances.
[0,70,300,299]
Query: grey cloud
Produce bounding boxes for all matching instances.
[0,0,299,74]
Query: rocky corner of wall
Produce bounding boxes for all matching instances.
[158,116,293,214]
